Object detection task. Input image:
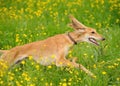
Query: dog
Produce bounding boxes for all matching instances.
[0,15,105,78]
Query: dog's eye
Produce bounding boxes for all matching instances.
[91,31,95,34]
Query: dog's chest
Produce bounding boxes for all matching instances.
[64,46,70,56]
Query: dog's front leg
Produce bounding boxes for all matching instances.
[56,57,95,78]
[56,56,79,68]
[71,57,95,78]
[79,64,96,78]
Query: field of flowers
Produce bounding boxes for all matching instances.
[0,0,120,86]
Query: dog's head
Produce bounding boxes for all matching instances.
[68,15,105,46]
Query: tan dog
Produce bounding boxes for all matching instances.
[0,15,105,77]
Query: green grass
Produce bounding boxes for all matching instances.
[0,0,120,86]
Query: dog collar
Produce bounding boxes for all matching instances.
[67,33,77,45]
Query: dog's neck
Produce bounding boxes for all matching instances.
[67,33,77,45]
[67,31,84,45]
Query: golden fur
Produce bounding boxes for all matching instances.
[0,15,105,78]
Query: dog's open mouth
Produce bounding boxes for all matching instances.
[88,38,99,46]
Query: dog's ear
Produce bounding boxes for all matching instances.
[68,15,87,31]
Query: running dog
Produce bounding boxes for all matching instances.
[0,15,105,77]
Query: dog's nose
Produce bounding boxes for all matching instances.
[102,38,105,41]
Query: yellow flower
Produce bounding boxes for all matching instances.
[116,78,120,81]
[68,82,71,85]
[63,78,66,82]
[93,64,96,68]
[30,84,35,86]
[61,18,64,21]
[23,34,27,37]
[25,77,31,81]
[62,83,67,86]
[0,81,3,85]
[35,65,40,70]
[34,10,42,17]
[83,53,88,58]
[16,81,21,86]
[69,70,73,74]
[48,65,52,69]
[21,60,25,65]
[108,65,113,69]
[15,68,18,72]
[68,54,72,58]
[102,71,107,75]
[113,63,119,66]
[64,10,68,15]
[43,32,47,35]
[52,62,55,65]
[31,62,34,65]
[45,82,49,86]
[69,78,72,81]
[22,72,28,77]
[59,62,63,65]
[51,55,55,58]
[117,58,120,61]
[83,53,87,56]
[29,56,33,60]
[20,80,23,84]
[91,55,94,58]
[9,76,14,81]
[100,0,104,5]
[91,3,94,8]
[50,82,53,86]
[116,19,119,23]
[16,34,20,42]
[78,78,82,81]
[41,78,44,81]
[93,75,97,79]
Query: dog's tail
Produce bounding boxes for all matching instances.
[0,50,9,54]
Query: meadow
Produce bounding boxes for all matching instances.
[0,0,120,86]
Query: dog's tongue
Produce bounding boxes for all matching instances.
[89,38,99,46]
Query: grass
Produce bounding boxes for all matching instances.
[0,0,120,86]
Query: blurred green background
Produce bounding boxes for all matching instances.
[0,0,120,86]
